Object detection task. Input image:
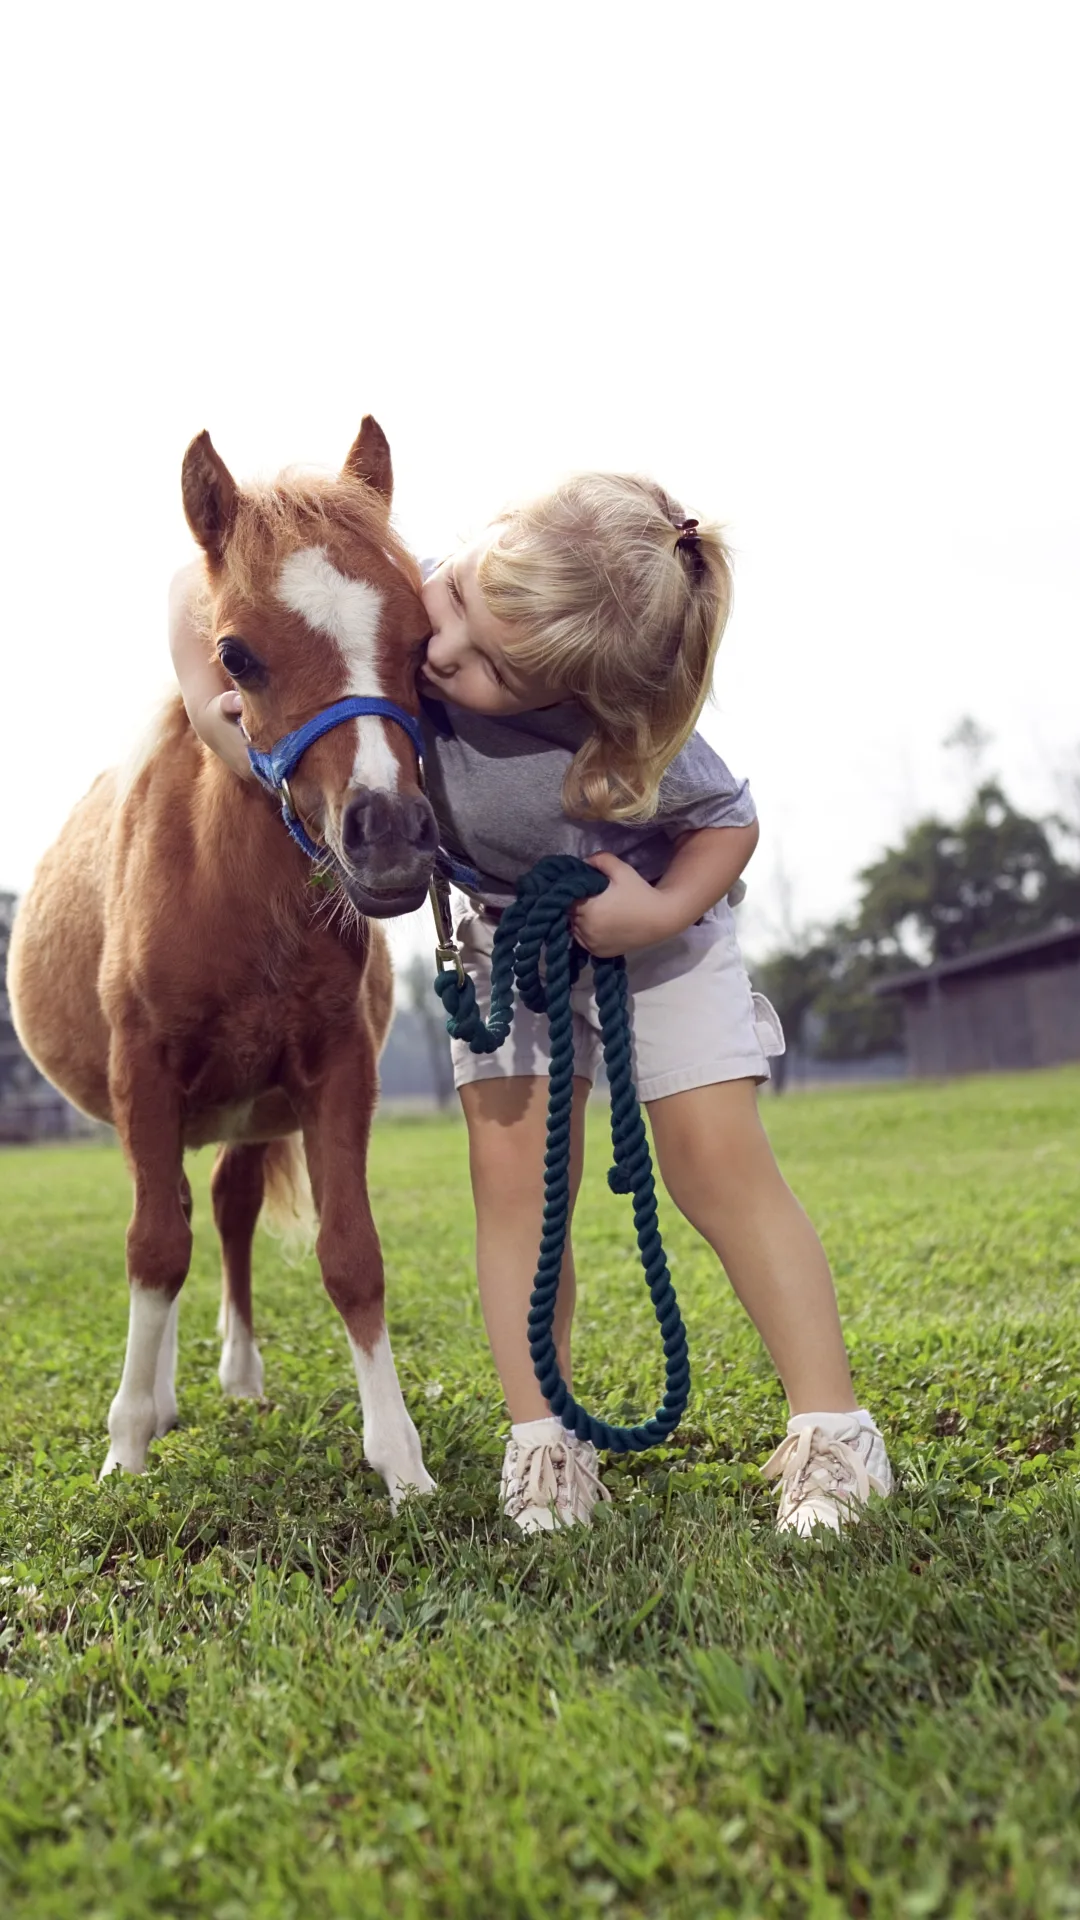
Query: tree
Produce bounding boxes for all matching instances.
[751,744,1080,1078]
[855,779,1080,965]
[942,715,993,791]
[754,928,904,1077]
[1,892,47,1104]
[1,894,21,1096]
[1052,746,1080,862]
[751,942,830,1090]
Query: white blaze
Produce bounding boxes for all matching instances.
[277,546,398,792]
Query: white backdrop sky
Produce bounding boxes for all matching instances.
[3,1,1077,977]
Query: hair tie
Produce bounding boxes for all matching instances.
[674,518,700,555]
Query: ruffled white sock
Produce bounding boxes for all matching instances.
[787,1407,878,1437]
[510,1417,566,1446]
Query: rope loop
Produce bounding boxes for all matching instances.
[434,854,689,1453]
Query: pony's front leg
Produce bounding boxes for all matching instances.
[102,1046,192,1477]
[151,1170,193,1438]
[303,1049,435,1512]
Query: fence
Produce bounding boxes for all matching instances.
[0,1100,107,1145]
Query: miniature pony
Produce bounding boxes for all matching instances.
[7,418,438,1507]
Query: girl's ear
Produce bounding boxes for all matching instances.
[343,416,393,504]
[182,432,239,562]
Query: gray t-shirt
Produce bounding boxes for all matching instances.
[420,693,756,910]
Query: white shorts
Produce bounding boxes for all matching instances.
[449,906,785,1102]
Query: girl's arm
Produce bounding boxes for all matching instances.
[169,562,253,780]
[572,822,760,957]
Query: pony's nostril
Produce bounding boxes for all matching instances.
[404,797,439,854]
[341,790,374,860]
[342,789,397,852]
[342,790,438,864]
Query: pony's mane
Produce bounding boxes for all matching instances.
[223,470,421,603]
[116,691,189,801]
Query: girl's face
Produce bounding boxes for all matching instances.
[420,538,562,716]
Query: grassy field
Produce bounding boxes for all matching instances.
[1,1069,1079,1918]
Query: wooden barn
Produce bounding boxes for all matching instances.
[872,922,1080,1077]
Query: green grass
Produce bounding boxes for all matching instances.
[1,1068,1079,1918]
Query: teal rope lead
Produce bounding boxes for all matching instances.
[432,854,690,1454]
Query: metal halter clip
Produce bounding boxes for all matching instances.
[429,873,465,986]
[417,760,466,986]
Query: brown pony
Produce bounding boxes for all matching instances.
[7,418,439,1508]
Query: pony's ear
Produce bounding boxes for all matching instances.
[182,431,239,561]
[343,416,393,503]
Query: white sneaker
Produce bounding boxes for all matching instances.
[763,1414,892,1536]
[500,1419,611,1534]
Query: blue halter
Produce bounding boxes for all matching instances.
[247,697,426,861]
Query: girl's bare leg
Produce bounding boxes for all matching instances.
[647,1078,856,1414]
[459,1074,592,1423]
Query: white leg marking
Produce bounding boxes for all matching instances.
[152,1295,180,1436]
[349,1327,435,1511]
[101,1287,176,1477]
[277,547,397,792]
[218,1303,265,1399]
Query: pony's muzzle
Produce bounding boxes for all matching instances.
[340,787,439,889]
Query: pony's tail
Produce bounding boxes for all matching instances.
[262,1135,317,1261]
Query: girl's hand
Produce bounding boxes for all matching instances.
[569,852,679,957]
[170,562,254,782]
[197,689,252,780]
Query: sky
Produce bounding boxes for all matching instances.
[2,1,1077,978]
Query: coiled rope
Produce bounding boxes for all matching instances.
[432,854,689,1453]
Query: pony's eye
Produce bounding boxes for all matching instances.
[218,638,260,682]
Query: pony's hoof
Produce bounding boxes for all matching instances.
[99,1449,146,1479]
[102,1391,155,1478]
[387,1468,438,1515]
[219,1363,265,1400]
[219,1374,264,1400]
[219,1337,265,1400]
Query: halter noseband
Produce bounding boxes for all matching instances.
[247,696,426,861]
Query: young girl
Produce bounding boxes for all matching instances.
[171,471,892,1537]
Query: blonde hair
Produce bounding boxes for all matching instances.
[475,473,733,821]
